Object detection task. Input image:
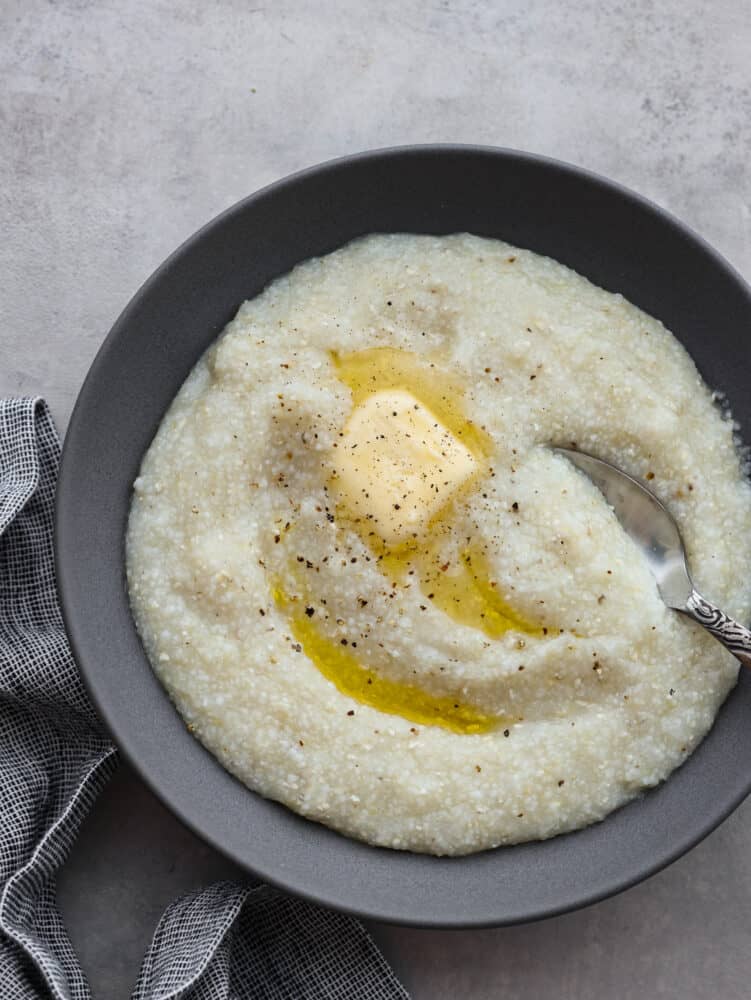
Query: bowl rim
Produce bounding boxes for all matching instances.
[56,143,751,928]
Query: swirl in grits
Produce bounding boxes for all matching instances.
[126,234,751,855]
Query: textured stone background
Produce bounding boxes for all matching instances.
[2,1,750,997]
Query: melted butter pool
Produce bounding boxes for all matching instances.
[330,346,491,459]
[271,347,541,733]
[273,584,497,734]
[331,346,541,640]
[422,543,542,639]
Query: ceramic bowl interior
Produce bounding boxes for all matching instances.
[56,146,751,927]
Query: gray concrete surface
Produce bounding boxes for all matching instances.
[2,1,750,996]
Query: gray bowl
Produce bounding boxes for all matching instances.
[56,145,751,927]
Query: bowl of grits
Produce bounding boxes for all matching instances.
[56,146,751,925]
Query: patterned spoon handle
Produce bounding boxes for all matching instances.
[684,590,751,669]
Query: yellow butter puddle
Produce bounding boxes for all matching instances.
[273,585,497,735]
[424,544,542,640]
[329,347,541,641]
[269,347,543,734]
[330,346,493,460]
[371,536,542,642]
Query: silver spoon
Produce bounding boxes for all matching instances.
[556,447,751,668]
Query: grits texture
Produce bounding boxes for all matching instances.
[126,234,751,855]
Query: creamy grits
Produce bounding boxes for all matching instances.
[126,234,751,855]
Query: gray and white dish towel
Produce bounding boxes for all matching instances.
[0,397,409,1000]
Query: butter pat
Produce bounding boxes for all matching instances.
[332,389,478,544]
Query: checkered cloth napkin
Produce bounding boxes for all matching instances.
[0,398,409,1000]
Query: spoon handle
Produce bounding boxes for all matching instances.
[684,590,751,669]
